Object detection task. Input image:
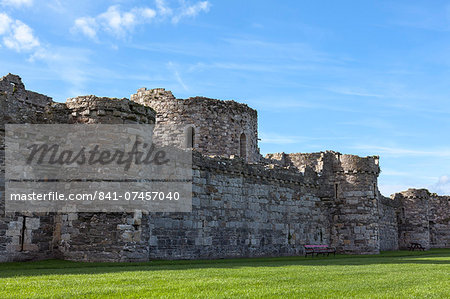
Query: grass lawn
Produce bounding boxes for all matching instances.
[0,249,449,298]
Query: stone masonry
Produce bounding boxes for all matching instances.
[131,88,260,163]
[0,73,449,262]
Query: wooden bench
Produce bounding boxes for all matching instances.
[408,242,425,251]
[304,245,336,257]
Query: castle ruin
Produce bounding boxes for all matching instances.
[1,73,449,262]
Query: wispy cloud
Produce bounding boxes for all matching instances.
[353,145,450,158]
[155,0,173,17]
[259,132,351,145]
[381,169,414,177]
[430,175,450,195]
[381,169,438,181]
[327,86,385,98]
[29,47,94,98]
[171,1,210,24]
[249,97,362,113]
[339,118,394,130]
[0,9,97,96]
[73,5,156,40]
[259,133,304,145]
[46,0,65,13]
[72,1,210,40]
[386,2,450,32]
[222,38,338,64]
[0,13,11,35]
[73,17,97,40]
[167,61,189,91]
[0,12,40,52]
[1,0,33,8]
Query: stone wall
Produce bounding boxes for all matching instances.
[0,74,59,262]
[330,154,380,254]
[378,196,399,251]
[147,152,329,259]
[53,97,156,262]
[131,88,260,163]
[429,195,450,248]
[66,96,155,124]
[0,74,157,262]
[0,119,5,215]
[0,73,52,125]
[1,73,449,262]
[266,151,382,254]
[393,189,431,249]
[378,189,450,251]
[56,211,150,262]
[0,213,57,262]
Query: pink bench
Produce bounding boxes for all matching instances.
[304,245,336,257]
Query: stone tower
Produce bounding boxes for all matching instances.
[130,88,261,162]
[393,189,430,249]
[329,153,381,254]
[265,151,381,254]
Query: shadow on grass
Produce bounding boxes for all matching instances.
[0,249,449,279]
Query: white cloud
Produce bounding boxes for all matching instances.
[1,0,33,8]
[46,0,65,13]
[0,12,12,35]
[155,0,210,23]
[73,5,157,39]
[172,1,210,24]
[0,13,39,52]
[156,0,173,16]
[3,20,39,51]
[98,6,136,36]
[73,1,210,40]
[141,8,157,19]
[74,17,98,40]
[430,175,450,195]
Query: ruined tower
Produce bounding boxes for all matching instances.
[266,151,382,254]
[130,88,260,162]
[393,189,431,250]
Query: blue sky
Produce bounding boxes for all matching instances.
[1,0,450,196]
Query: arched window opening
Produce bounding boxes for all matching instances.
[240,133,247,159]
[185,126,195,148]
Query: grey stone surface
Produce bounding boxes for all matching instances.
[0,73,448,262]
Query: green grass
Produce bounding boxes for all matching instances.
[0,249,449,298]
